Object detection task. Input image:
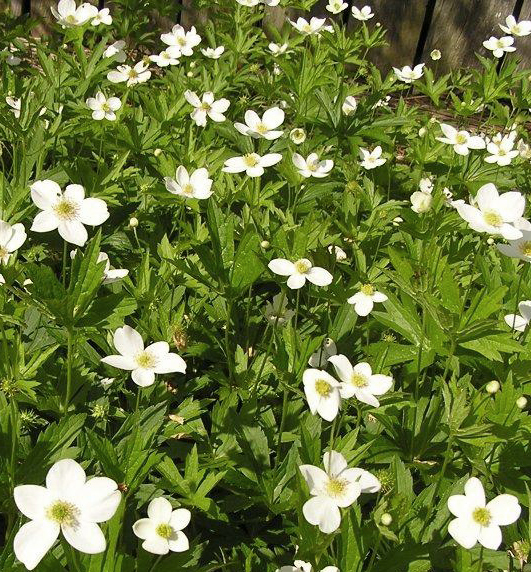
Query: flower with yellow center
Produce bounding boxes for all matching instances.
[303,369,341,421]
[437,124,486,155]
[348,284,387,316]
[184,90,230,127]
[293,152,334,178]
[235,107,285,140]
[0,219,26,264]
[268,257,333,289]
[107,62,151,87]
[223,152,283,178]
[161,24,201,57]
[300,451,381,533]
[165,166,213,200]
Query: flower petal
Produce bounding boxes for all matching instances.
[62,522,106,554]
[302,496,341,533]
[323,450,347,476]
[79,477,121,523]
[79,198,109,226]
[487,494,521,526]
[147,497,173,523]
[169,508,191,531]
[168,530,189,552]
[114,325,144,357]
[46,459,86,496]
[132,368,156,387]
[306,267,333,287]
[14,485,53,520]
[448,517,479,549]
[268,258,295,276]
[14,520,60,571]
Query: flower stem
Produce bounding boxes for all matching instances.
[63,327,74,416]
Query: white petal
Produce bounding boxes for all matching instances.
[464,477,485,506]
[447,494,473,518]
[79,198,109,226]
[306,267,333,287]
[79,477,121,523]
[355,297,373,316]
[46,459,86,495]
[448,517,479,549]
[148,497,172,523]
[142,536,169,555]
[476,184,499,212]
[328,354,353,384]
[262,107,284,129]
[168,530,189,552]
[487,494,521,525]
[497,192,525,222]
[133,518,155,540]
[302,496,341,533]
[477,524,502,550]
[31,211,59,233]
[355,388,380,407]
[132,368,156,387]
[153,353,186,374]
[268,259,295,276]
[30,180,61,209]
[322,450,347,476]
[299,464,329,493]
[504,314,528,332]
[344,468,381,493]
[317,393,340,421]
[57,221,88,246]
[62,522,106,554]
[169,508,191,531]
[367,374,392,395]
[64,184,85,203]
[14,486,53,520]
[14,520,59,571]
[101,355,137,370]
[287,273,306,289]
[6,223,27,252]
[114,325,144,356]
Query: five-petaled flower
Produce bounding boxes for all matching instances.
[223,152,282,177]
[235,107,285,140]
[184,90,230,127]
[165,166,213,199]
[0,219,26,264]
[268,258,333,289]
[293,153,334,178]
[86,92,121,121]
[303,368,341,421]
[347,284,387,316]
[436,124,486,155]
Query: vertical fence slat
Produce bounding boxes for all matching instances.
[516,0,531,67]
[7,0,23,16]
[422,0,516,72]
[180,0,208,28]
[362,0,427,72]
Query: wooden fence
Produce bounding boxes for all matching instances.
[2,0,531,71]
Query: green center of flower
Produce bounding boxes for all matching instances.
[200,102,211,111]
[326,477,348,496]
[182,183,194,195]
[519,241,531,257]
[177,37,187,47]
[472,507,492,527]
[303,24,313,33]
[135,351,156,369]
[496,40,504,48]
[294,259,311,274]
[102,102,111,111]
[315,379,332,397]
[155,523,174,539]
[128,69,139,79]
[66,14,77,24]
[244,154,259,167]
[351,373,368,388]
[456,133,468,144]
[361,284,374,296]
[54,199,78,221]
[46,500,79,526]
[256,122,269,134]
[483,211,503,227]
[0,246,9,261]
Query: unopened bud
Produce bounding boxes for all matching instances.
[516,396,527,409]
[260,240,270,249]
[486,380,500,394]
[381,513,392,526]
[129,217,139,228]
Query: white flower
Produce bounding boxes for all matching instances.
[268,258,333,289]
[104,40,126,62]
[222,152,282,177]
[201,46,224,59]
[149,47,181,67]
[97,252,128,284]
[483,36,516,58]
[308,338,337,368]
[101,325,186,387]
[504,301,531,332]
[411,181,433,213]
[293,153,334,178]
[92,8,111,25]
[347,284,387,316]
[447,477,521,550]
[133,497,190,555]
[454,183,525,240]
[436,124,486,155]
[328,354,392,407]
[184,90,230,127]
[351,5,373,20]
[235,107,285,140]
[51,0,98,27]
[430,49,442,60]
[269,42,289,56]
[3,46,21,66]
[517,139,531,159]
[359,146,386,169]
[500,15,531,36]
[100,377,114,386]
[107,61,151,86]
[327,0,348,14]
[485,133,519,166]
[300,451,380,533]
[13,458,121,571]
[164,166,213,199]
[373,95,390,109]
[328,244,347,261]
[419,177,434,194]
[236,0,280,6]
[30,180,109,247]
[86,92,121,121]
[6,96,21,119]
[0,220,26,264]
[289,17,333,36]
[161,25,201,56]
[497,225,531,262]
[303,369,341,421]
[393,63,424,83]
[277,561,339,572]
[342,95,357,115]
[264,293,294,325]
[290,128,306,145]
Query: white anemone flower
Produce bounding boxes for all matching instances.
[308,338,337,368]
[327,0,348,14]
[104,40,126,62]
[517,139,531,159]
[485,133,519,166]
[132,497,190,555]
[234,107,285,140]
[454,183,524,240]
[447,477,521,550]
[86,92,121,121]
[293,153,334,178]
[359,146,386,169]
[236,0,280,6]
[164,166,213,199]
[269,42,289,56]
[6,96,21,119]
[328,355,392,407]
[264,293,294,325]
[347,284,387,316]
[436,124,486,155]
[342,95,357,115]
[0,220,27,264]
[351,5,374,20]
[483,36,516,58]
[149,47,181,67]
[101,325,186,387]
[277,562,339,572]
[500,15,531,37]
[107,61,151,86]
[13,458,121,571]
[497,226,531,262]
[92,8,111,25]
[161,25,201,56]
[184,91,230,127]
[393,63,424,83]
[51,0,98,27]
[99,253,128,284]
[201,46,224,59]
[289,17,333,36]
[303,369,341,421]
[300,451,380,533]
[268,258,333,289]
[222,152,282,177]
[504,301,531,332]
[30,180,109,247]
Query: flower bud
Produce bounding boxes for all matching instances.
[290,128,306,145]
[129,217,139,228]
[154,148,162,157]
[381,513,393,526]
[260,240,270,249]
[486,380,500,394]
[516,396,527,409]
[430,49,441,61]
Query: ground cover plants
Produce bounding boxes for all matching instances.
[0,0,531,570]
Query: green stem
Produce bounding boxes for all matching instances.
[274,386,289,468]
[62,240,68,287]
[148,555,163,572]
[63,328,74,415]
[366,529,382,572]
